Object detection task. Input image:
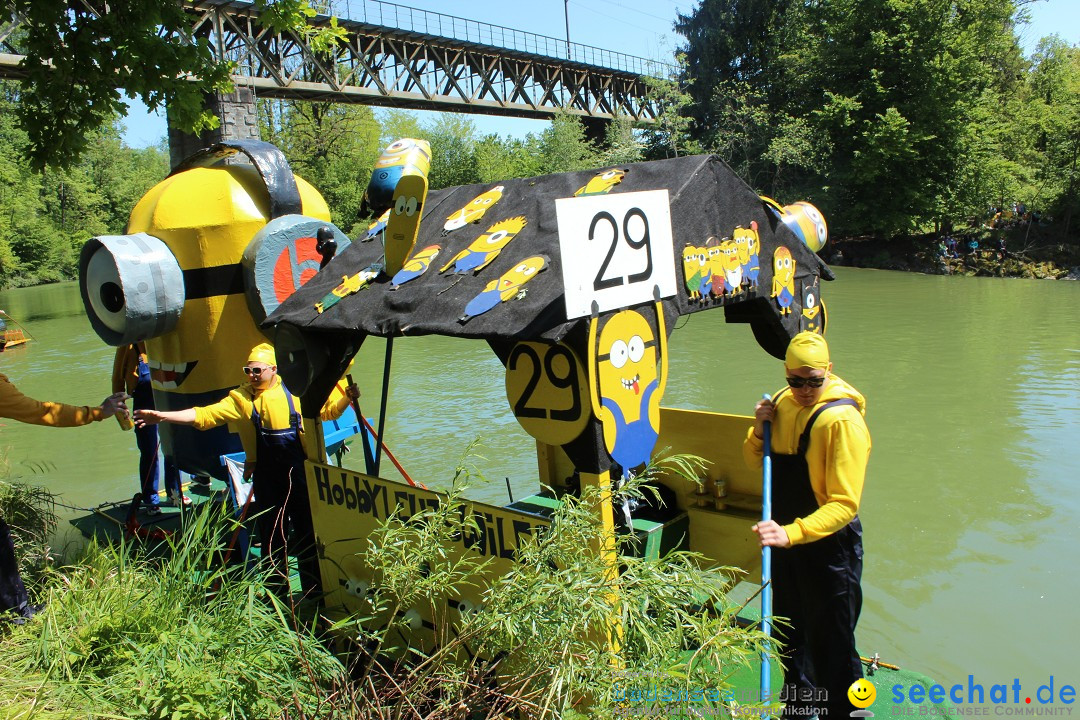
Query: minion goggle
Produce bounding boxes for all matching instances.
[79,140,347,347]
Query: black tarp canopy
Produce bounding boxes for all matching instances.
[268,154,831,355]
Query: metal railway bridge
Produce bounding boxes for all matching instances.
[0,0,674,127]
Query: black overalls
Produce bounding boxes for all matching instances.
[771,394,864,719]
[251,386,320,598]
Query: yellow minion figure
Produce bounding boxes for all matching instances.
[772,246,796,315]
[440,217,527,275]
[587,299,668,473]
[802,283,825,334]
[733,221,761,291]
[444,186,505,232]
[683,245,704,300]
[79,141,332,478]
[574,168,626,197]
[461,255,547,321]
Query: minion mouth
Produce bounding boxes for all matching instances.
[621,373,641,395]
[148,359,197,390]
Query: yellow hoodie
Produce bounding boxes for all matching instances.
[192,375,352,461]
[0,372,104,427]
[743,374,871,545]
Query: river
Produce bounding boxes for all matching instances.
[1,269,1078,689]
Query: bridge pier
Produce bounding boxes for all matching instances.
[167,87,260,171]
[581,116,610,147]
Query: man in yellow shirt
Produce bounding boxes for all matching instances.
[135,343,357,599]
[1,374,128,621]
[743,332,871,719]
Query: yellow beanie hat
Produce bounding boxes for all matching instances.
[785,332,830,370]
[247,342,277,366]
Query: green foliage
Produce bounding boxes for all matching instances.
[675,0,1079,237]
[9,0,232,171]
[0,501,345,719]
[0,477,58,597]
[260,99,382,235]
[334,447,771,718]
[7,1,347,171]
[0,82,168,289]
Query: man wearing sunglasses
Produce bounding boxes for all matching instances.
[135,342,359,599]
[743,331,871,719]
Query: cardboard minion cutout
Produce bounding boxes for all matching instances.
[587,299,668,474]
[379,139,431,276]
[682,244,705,300]
[444,186,504,232]
[574,168,626,197]
[461,255,547,322]
[801,281,825,334]
[363,209,391,242]
[772,246,796,315]
[733,221,761,292]
[79,140,332,478]
[439,217,527,275]
[390,244,442,290]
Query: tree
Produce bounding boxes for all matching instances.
[5,0,343,170]
[675,0,1032,236]
[261,100,381,234]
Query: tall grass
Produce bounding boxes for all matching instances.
[323,448,773,719]
[0,478,58,597]
[0,500,346,720]
[0,447,772,719]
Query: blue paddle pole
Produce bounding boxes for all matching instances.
[760,392,773,707]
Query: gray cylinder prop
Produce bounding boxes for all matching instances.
[79,233,185,346]
[241,215,351,327]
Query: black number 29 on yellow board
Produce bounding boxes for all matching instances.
[505,341,589,446]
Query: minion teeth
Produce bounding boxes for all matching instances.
[621,373,641,395]
[147,358,198,390]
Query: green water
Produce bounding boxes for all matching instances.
[2,269,1078,689]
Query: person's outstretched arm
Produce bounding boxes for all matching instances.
[0,373,127,427]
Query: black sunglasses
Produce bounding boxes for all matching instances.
[242,366,266,376]
[786,375,826,388]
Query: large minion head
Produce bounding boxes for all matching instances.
[367,138,432,216]
[773,246,795,285]
[597,309,658,425]
[781,201,828,253]
[445,186,504,232]
[80,142,331,396]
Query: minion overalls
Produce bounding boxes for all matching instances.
[771,396,864,719]
[250,385,319,598]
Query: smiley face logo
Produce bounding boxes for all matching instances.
[848,678,876,709]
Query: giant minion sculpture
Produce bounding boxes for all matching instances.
[587,299,668,475]
[79,141,345,479]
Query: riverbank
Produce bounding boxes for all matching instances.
[826,224,1080,279]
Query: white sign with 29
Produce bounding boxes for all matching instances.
[555,189,677,319]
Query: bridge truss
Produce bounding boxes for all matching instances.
[1,0,672,125]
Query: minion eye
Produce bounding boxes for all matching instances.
[486,230,508,245]
[79,233,184,346]
[384,139,414,155]
[627,335,645,363]
[394,195,408,215]
[608,339,629,369]
[602,170,618,179]
[405,196,418,216]
[806,292,817,308]
[804,205,822,222]
[481,198,492,205]
[817,224,827,242]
